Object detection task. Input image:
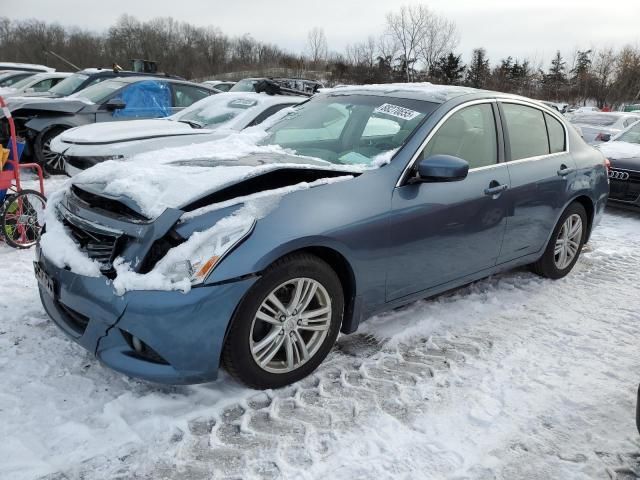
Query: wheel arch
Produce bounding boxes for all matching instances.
[569,194,595,243]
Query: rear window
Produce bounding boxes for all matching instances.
[49,73,89,96]
[70,79,127,103]
[545,113,566,153]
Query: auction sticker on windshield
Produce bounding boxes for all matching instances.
[374,103,421,121]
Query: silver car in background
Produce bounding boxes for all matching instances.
[52,92,306,175]
[568,112,640,144]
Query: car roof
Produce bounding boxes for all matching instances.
[98,75,215,89]
[320,83,492,104]
[0,62,55,72]
[22,72,72,80]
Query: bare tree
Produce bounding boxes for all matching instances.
[591,48,616,107]
[417,13,459,72]
[385,5,431,82]
[307,27,328,66]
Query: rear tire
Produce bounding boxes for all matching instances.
[222,253,344,389]
[531,202,587,279]
[34,126,68,175]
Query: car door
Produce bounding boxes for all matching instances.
[386,101,511,301]
[497,101,576,263]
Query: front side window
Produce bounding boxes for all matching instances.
[502,103,550,160]
[31,78,56,92]
[545,113,566,153]
[113,81,172,118]
[263,95,437,165]
[421,103,497,169]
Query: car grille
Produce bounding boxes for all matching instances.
[609,169,640,203]
[71,186,149,222]
[62,216,122,273]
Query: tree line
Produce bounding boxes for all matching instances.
[1,6,639,108]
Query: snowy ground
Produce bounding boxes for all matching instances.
[1,176,640,480]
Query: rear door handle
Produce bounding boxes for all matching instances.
[557,165,575,177]
[484,183,508,196]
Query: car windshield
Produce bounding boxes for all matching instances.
[8,75,39,89]
[229,79,258,92]
[616,122,640,144]
[0,72,32,87]
[174,95,262,129]
[261,94,437,166]
[70,79,127,103]
[49,73,89,96]
[570,114,620,127]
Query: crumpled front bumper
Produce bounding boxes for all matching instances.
[36,248,257,384]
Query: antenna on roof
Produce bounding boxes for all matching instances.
[41,47,81,71]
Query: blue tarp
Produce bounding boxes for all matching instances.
[113,80,172,118]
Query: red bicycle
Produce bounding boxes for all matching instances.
[0,96,46,248]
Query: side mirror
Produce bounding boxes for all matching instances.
[412,154,469,183]
[105,98,126,111]
[25,87,35,93]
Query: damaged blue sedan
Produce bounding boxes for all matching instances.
[35,84,609,389]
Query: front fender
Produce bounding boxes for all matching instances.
[25,116,89,135]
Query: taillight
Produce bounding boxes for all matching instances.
[604,158,611,171]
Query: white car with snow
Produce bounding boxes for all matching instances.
[0,72,71,98]
[51,92,306,176]
[567,112,640,144]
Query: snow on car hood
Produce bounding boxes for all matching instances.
[69,133,360,219]
[596,141,640,160]
[58,119,214,145]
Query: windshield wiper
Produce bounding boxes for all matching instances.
[178,119,204,129]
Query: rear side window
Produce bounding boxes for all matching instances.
[502,103,550,160]
[545,113,566,153]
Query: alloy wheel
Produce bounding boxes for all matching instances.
[553,213,583,270]
[42,136,65,172]
[250,277,332,374]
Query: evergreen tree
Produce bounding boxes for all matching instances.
[430,52,465,85]
[465,48,490,88]
[544,51,568,99]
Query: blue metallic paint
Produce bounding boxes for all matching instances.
[36,91,610,385]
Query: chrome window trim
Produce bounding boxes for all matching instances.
[396,98,497,187]
[396,97,572,187]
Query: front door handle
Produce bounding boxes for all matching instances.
[557,164,575,177]
[484,183,508,196]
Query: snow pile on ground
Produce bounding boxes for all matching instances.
[597,140,640,159]
[2,197,640,479]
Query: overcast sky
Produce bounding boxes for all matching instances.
[6,0,640,65]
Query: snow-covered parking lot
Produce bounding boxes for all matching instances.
[1,177,640,480]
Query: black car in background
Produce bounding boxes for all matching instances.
[2,76,218,173]
[230,77,323,95]
[597,121,640,211]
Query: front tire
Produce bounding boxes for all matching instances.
[531,202,587,279]
[222,253,344,389]
[34,127,68,175]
